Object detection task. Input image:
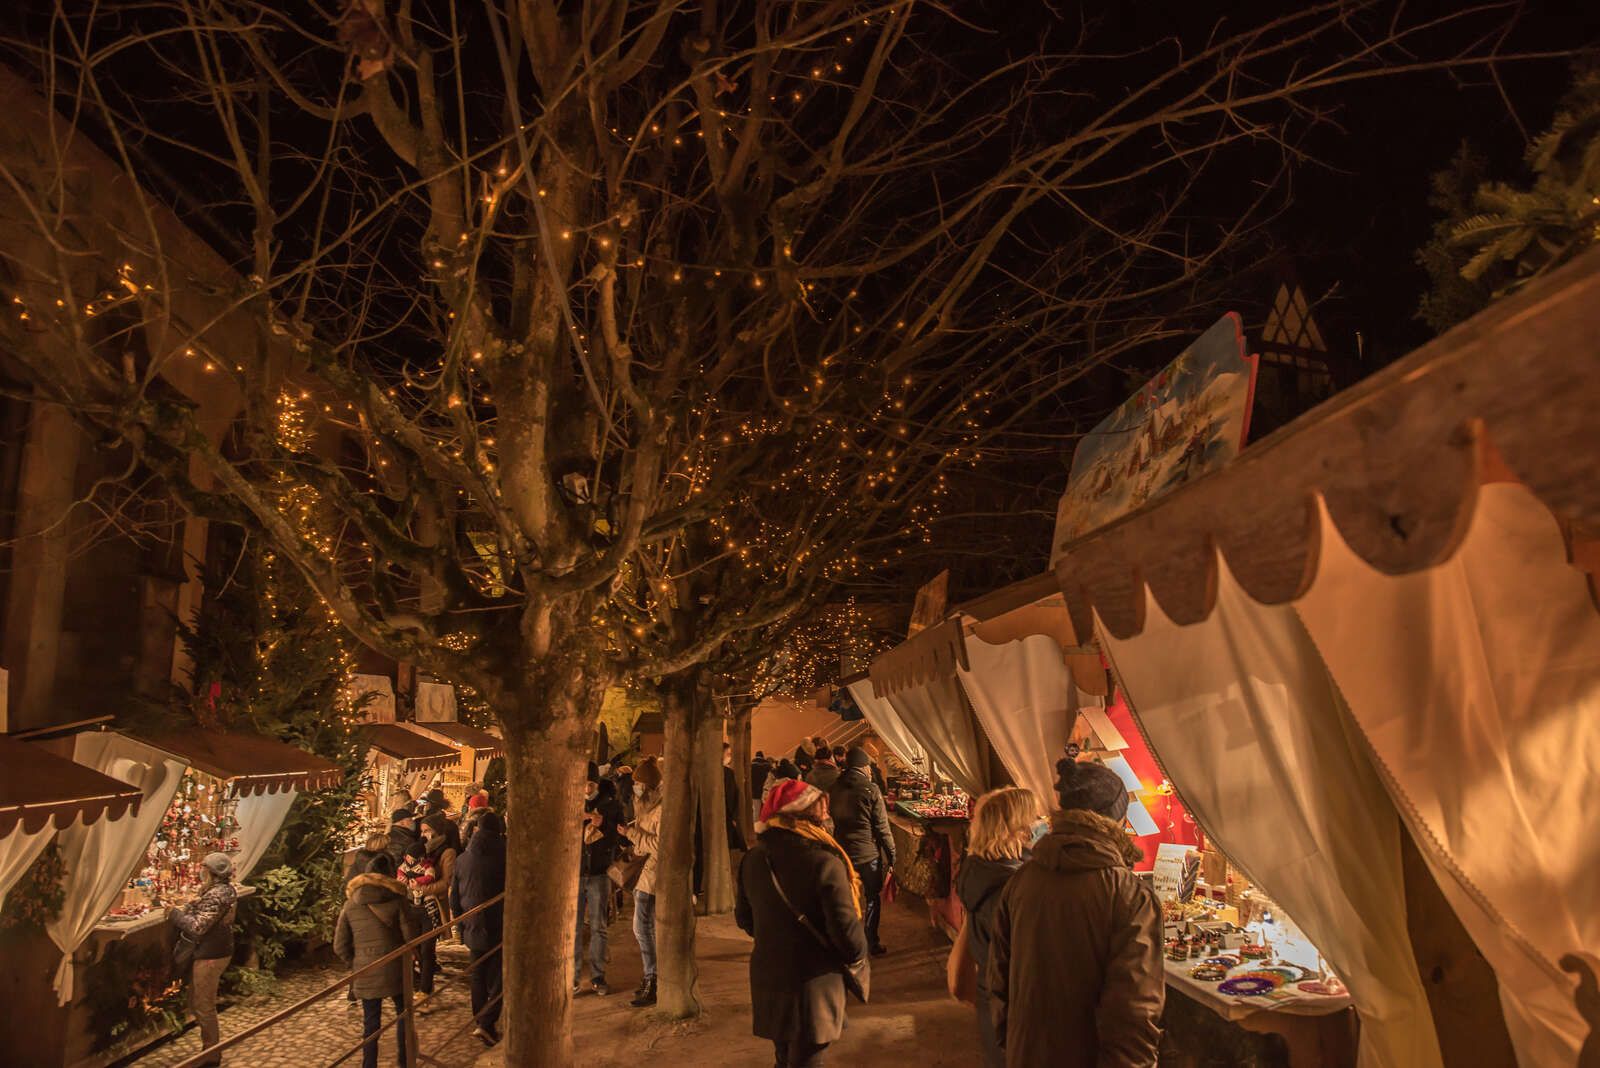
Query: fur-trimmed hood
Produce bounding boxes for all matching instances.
[345,872,408,901]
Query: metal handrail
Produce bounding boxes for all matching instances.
[171,890,505,1068]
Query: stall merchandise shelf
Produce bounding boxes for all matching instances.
[93,884,257,941]
[1162,956,1350,1022]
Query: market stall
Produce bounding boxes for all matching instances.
[96,728,342,930]
[0,733,143,910]
[410,719,504,804]
[1047,252,1600,1066]
[358,722,461,824]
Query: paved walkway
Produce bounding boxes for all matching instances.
[125,894,977,1068]
[127,943,484,1068]
[484,892,978,1067]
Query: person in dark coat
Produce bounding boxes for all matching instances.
[386,809,421,866]
[750,750,771,797]
[335,853,428,1068]
[805,748,841,792]
[451,811,506,1046]
[828,747,896,955]
[422,790,463,854]
[956,787,1047,1068]
[737,778,868,1068]
[170,853,237,1067]
[988,759,1163,1068]
[793,743,815,777]
[575,776,624,995]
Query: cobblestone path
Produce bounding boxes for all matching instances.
[128,943,487,1068]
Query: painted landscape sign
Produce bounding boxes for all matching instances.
[1053,314,1258,557]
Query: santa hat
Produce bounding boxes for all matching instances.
[757,778,824,832]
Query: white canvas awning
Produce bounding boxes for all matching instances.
[1045,251,1600,1067]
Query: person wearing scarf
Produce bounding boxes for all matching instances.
[736,779,869,1067]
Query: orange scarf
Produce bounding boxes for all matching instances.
[763,815,864,917]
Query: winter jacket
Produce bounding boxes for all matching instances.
[386,822,421,865]
[580,781,626,876]
[987,810,1163,1068]
[956,855,1023,992]
[630,797,663,895]
[450,824,506,953]
[827,767,896,868]
[171,880,237,962]
[334,873,428,999]
[805,762,841,793]
[735,826,869,1045]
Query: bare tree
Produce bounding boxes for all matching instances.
[0,1,1562,1061]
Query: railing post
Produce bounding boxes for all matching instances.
[401,945,418,1068]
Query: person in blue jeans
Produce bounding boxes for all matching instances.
[627,756,663,1006]
[575,775,624,995]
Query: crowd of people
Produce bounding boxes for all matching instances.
[168,734,1163,1068]
[337,784,507,1065]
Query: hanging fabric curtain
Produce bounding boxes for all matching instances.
[230,788,299,881]
[1297,482,1600,1067]
[0,825,53,912]
[845,679,925,771]
[48,732,187,1004]
[956,633,1074,805]
[1099,564,1443,1068]
[881,675,991,797]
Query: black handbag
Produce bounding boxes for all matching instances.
[172,931,198,971]
[762,853,870,1003]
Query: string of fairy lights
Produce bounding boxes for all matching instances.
[5,5,1029,667]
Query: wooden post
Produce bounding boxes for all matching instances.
[400,945,418,1068]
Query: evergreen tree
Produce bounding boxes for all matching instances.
[1419,66,1600,332]
[181,540,367,977]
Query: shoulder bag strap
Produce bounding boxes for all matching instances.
[763,851,834,954]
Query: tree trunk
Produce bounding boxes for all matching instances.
[695,695,733,916]
[731,700,755,852]
[499,680,600,1067]
[656,677,701,1018]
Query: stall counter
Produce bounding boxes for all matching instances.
[887,808,968,938]
[92,883,259,941]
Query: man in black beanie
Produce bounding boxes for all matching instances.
[985,758,1163,1067]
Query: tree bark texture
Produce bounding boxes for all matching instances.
[656,679,701,1018]
[731,701,756,852]
[695,698,733,917]
[500,683,599,1067]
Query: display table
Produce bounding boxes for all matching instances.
[1163,958,1357,1067]
[93,883,258,942]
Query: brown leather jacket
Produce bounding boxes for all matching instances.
[987,809,1164,1067]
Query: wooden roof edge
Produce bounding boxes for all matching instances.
[1051,247,1600,641]
[949,572,1059,623]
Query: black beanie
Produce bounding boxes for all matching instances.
[845,746,872,769]
[1055,758,1131,822]
[773,758,800,781]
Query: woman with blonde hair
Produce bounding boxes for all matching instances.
[951,787,1048,1068]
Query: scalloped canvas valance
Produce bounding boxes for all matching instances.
[1051,248,1600,643]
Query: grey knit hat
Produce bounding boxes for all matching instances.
[202,852,235,880]
[1055,758,1130,822]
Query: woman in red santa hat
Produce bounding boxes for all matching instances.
[735,777,870,1067]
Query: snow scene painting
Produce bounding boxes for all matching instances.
[1053,314,1258,553]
